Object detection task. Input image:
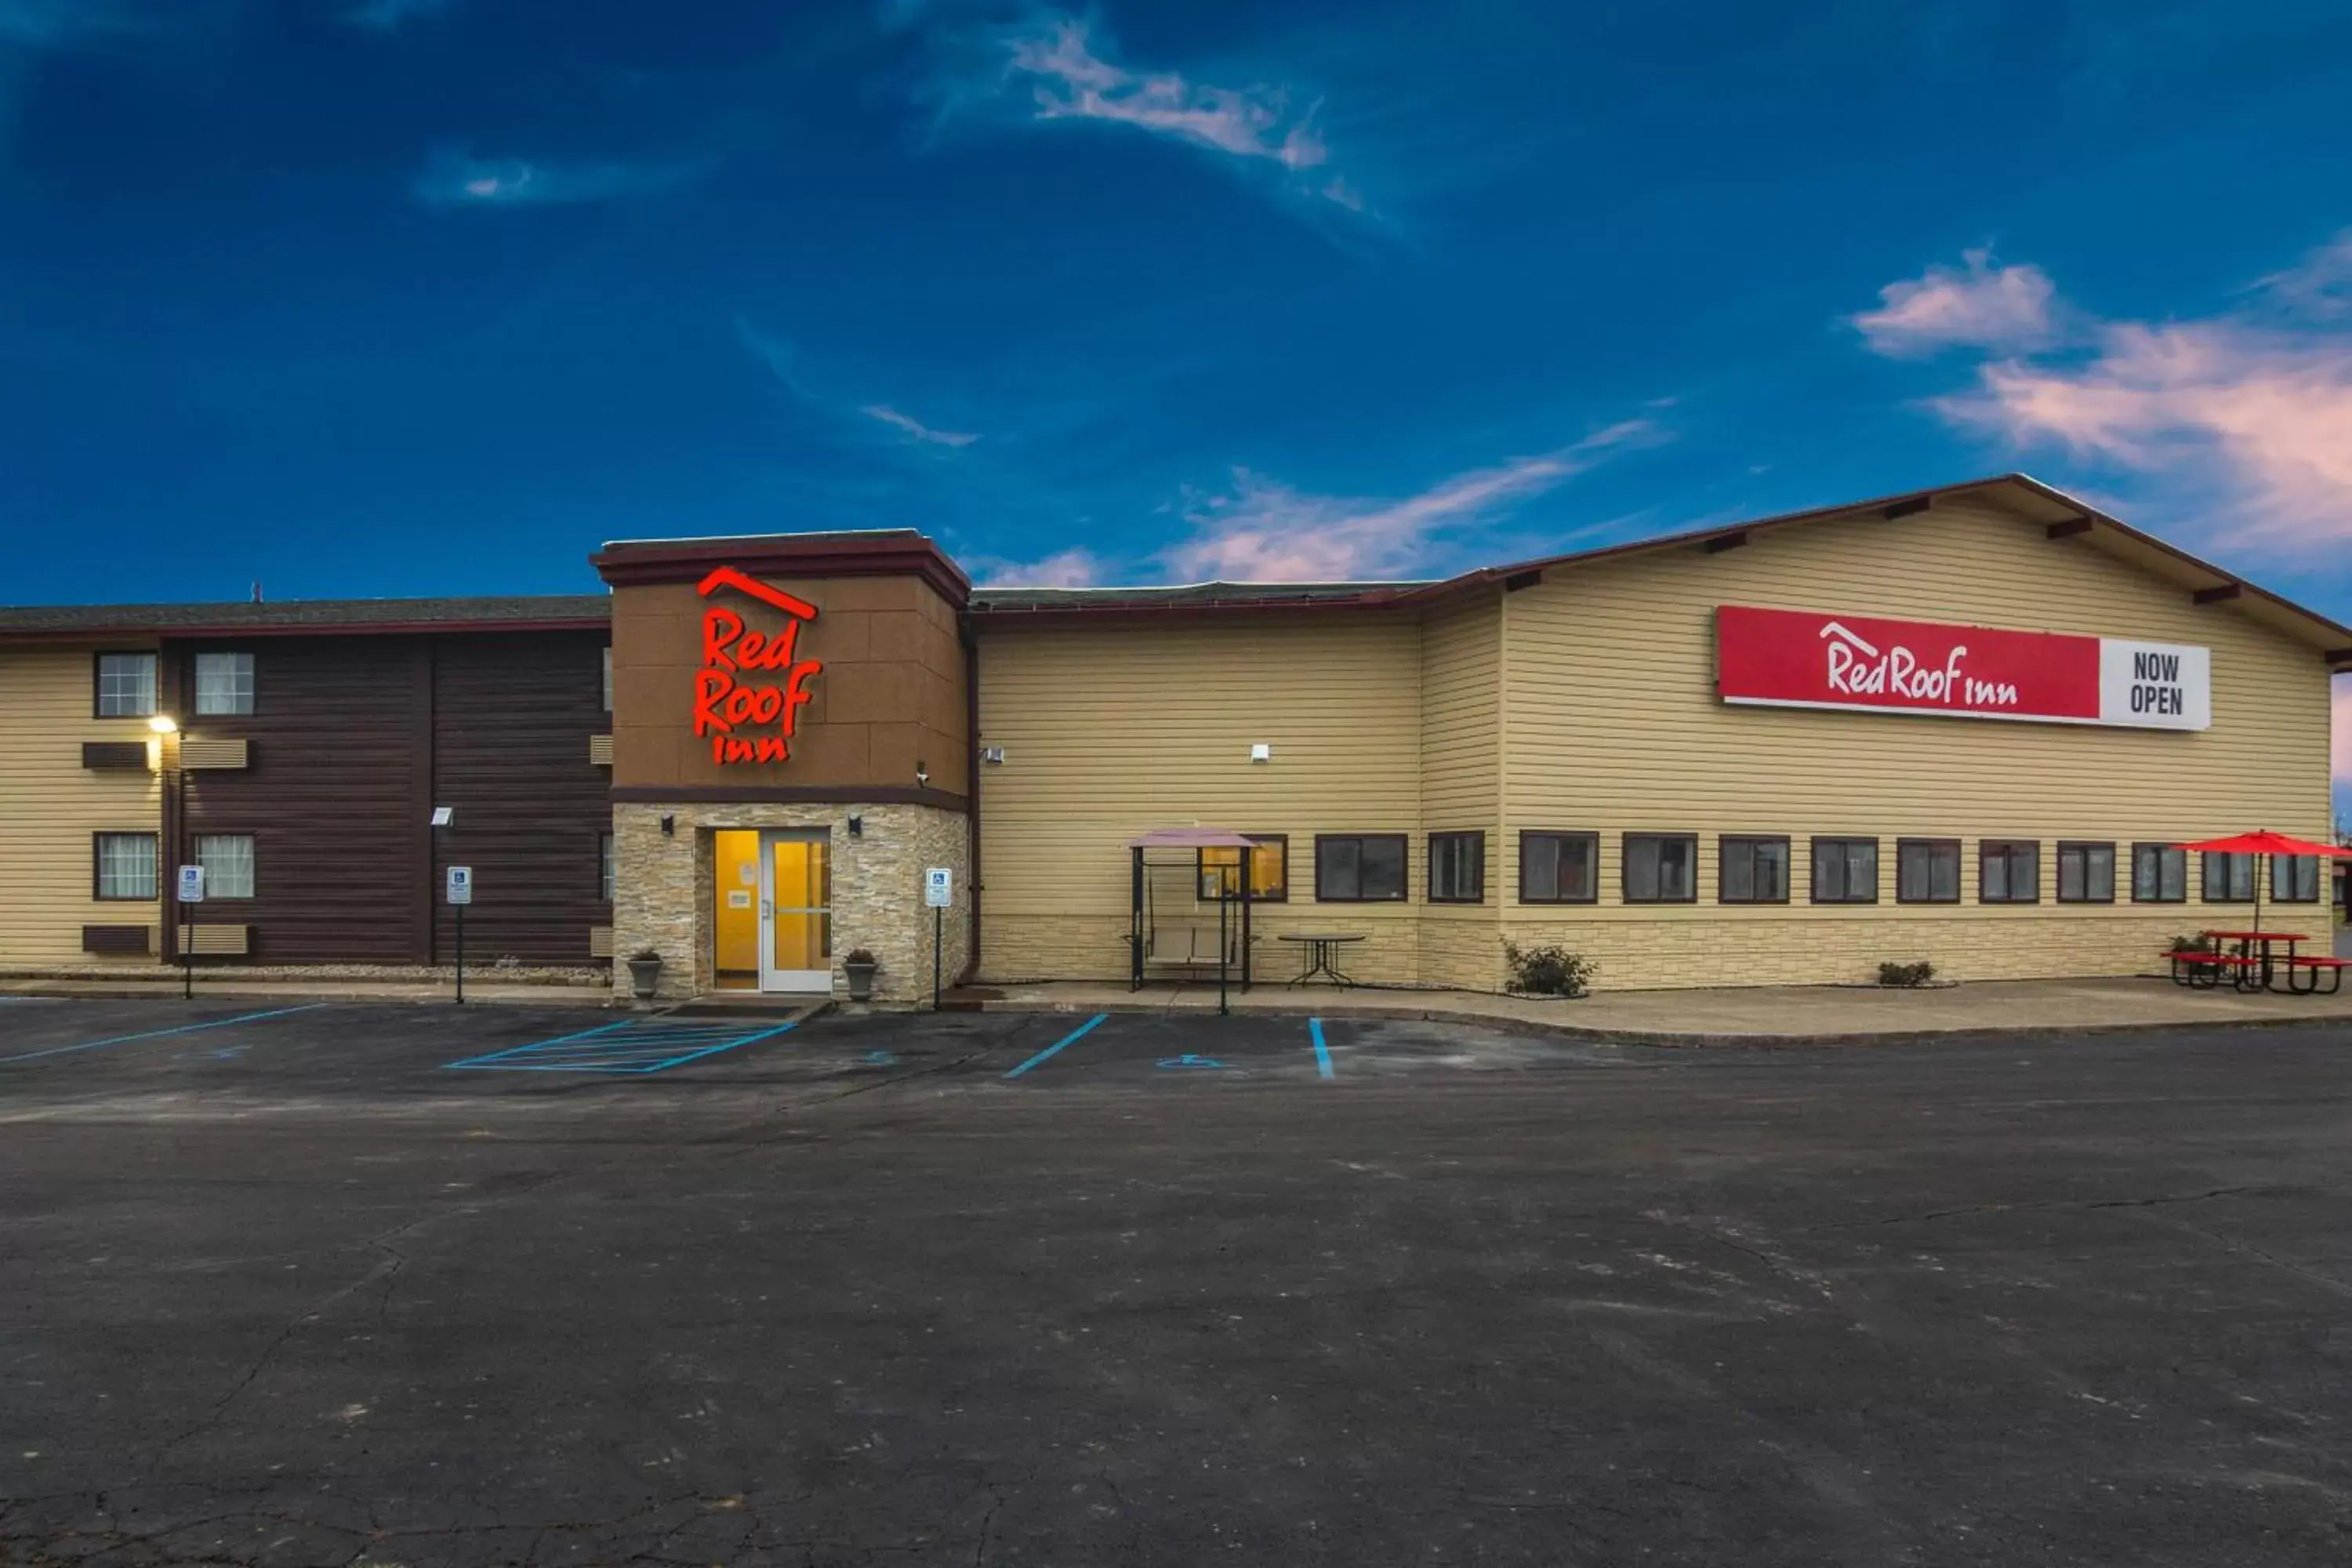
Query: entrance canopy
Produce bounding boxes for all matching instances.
[1128,827,1259,850]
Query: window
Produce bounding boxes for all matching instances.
[1315,834,1406,902]
[2274,854,2321,903]
[194,652,255,716]
[1896,839,1962,904]
[1809,837,1878,904]
[1428,832,1486,903]
[601,646,614,713]
[1622,833,1697,903]
[1519,832,1598,904]
[2202,851,2256,903]
[94,833,158,900]
[600,832,616,902]
[2056,841,2115,903]
[194,834,256,898]
[1719,836,1790,903]
[95,652,157,717]
[1980,840,2041,904]
[2132,843,2187,903]
[1199,835,1288,902]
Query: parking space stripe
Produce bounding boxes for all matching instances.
[1310,1017,1334,1080]
[0,1004,328,1066]
[444,1018,802,1075]
[1003,1013,1108,1080]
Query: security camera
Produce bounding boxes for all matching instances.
[914,765,931,787]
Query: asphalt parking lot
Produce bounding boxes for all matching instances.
[4,999,2351,1566]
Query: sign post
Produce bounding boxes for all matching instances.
[175,864,205,1000]
[924,867,953,1011]
[445,866,474,1004]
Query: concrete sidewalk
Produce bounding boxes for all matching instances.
[956,973,2352,1044]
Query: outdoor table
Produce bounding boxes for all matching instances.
[1280,932,1367,989]
[2200,929,2310,992]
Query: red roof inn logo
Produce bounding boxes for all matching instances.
[1715,605,2211,731]
[695,566,822,765]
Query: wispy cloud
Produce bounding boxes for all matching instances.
[1850,248,2059,357]
[0,0,148,48]
[340,0,456,30]
[1160,419,1668,583]
[736,318,983,455]
[860,404,978,448]
[926,11,1365,216]
[1873,235,2352,553]
[974,547,1102,588]
[412,147,710,209]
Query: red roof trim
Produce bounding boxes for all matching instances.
[592,534,971,604]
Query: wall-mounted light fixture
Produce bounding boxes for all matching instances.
[980,746,1006,765]
[659,815,675,837]
[914,760,930,788]
[1249,743,1272,763]
[848,815,864,837]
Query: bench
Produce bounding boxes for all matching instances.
[2168,950,2260,989]
[1138,921,1246,981]
[2284,955,2348,996]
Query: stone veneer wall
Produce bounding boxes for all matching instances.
[612,800,970,1006]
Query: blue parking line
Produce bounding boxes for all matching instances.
[444,1018,800,1075]
[0,1004,327,1066]
[1003,1013,1108,1080]
[1309,1017,1334,1080]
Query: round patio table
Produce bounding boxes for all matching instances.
[1279,932,1366,989]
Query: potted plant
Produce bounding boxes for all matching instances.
[626,947,663,1000]
[842,948,879,1003]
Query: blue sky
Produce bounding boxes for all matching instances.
[2,0,2347,811]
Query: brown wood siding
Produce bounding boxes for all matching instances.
[173,637,434,964]
[429,632,613,964]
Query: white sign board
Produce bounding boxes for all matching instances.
[445,865,474,906]
[176,865,205,904]
[430,806,454,827]
[924,866,953,908]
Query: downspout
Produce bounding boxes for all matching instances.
[958,622,982,985]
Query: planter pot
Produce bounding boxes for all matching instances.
[843,962,877,1004]
[626,956,662,1000]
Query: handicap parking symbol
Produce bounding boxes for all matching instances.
[1155,1054,1227,1071]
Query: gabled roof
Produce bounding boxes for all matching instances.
[967,474,2352,670]
[0,595,610,641]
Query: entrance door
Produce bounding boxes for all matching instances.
[758,829,832,992]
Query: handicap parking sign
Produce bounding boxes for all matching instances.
[176,865,205,904]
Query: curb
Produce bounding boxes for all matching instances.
[957,996,2352,1049]
[0,983,612,1007]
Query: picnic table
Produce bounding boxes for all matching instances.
[1279,932,1366,989]
[2176,929,2346,994]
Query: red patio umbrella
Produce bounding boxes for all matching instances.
[2174,830,2352,938]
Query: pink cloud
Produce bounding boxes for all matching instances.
[1851,249,2059,357]
[1939,319,2352,550]
[976,548,1102,589]
[1161,420,1665,583]
[1002,16,1352,201]
[1868,234,2352,556]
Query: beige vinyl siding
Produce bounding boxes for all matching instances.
[1499,498,2336,987]
[978,617,1426,982]
[1417,596,1503,986]
[0,646,165,964]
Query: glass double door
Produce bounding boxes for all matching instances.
[713,829,832,993]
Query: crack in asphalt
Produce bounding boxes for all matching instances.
[1812,1183,2303,1231]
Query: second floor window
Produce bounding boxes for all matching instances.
[96,652,157,717]
[194,652,255,716]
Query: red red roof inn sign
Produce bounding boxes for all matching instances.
[1715,605,2212,731]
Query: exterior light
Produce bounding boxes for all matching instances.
[149,714,179,735]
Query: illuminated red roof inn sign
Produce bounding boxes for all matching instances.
[1715,605,2211,731]
[695,567,823,764]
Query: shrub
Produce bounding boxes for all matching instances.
[843,949,878,967]
[1877,960,1935,988]
[2167,933,2216,954]
[629,948,662,964]
[1503,941,1592,999]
